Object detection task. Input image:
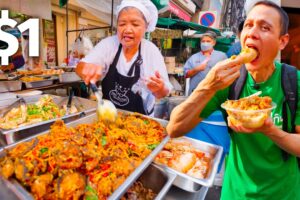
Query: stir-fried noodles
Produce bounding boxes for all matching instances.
[0,113,165,199]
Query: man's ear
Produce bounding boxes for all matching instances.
[212,40,217,46]
[279,34,289,51]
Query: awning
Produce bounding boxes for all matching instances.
[156,18,221,35]
[151,0,169,10]
[0,0,52,20]
[76,0,121,26]
[159,1,192,22]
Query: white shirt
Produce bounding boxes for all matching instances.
[81,35,172,115]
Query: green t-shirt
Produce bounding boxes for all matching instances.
[200,62,300,200]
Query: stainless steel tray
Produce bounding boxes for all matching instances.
[59,72,81,83]
[0,95,97,134]
[154,137,223,191]
[23,79,54,88]
[0,81,22,93]
[124,163,176,200]
[0,112,170,200]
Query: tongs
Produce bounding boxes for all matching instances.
[90,83,117,122]
[65,89,74,115]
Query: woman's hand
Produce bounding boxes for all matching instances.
[146,71,169,98]
[76,62,103,84]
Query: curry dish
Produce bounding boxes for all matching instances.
[155,139,211,179]
[0,113,165,199]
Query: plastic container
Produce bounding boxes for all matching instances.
[221,102,276,129]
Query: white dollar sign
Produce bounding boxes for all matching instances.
[0,10,18,65]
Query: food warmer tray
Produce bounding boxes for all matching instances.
[0,95,97,144]
[0,112,170,200]
[59,72,81,83]
[0,81,22,93]
[153,136,223,192]
[23,78,55,89]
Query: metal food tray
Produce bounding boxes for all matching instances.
[59,72,81,83]
[0,81,22,93]
[0,95,97,143]
[154,136,223,191]
[124,163,176,200]
[0,112,170,200]
[23,79,54,88]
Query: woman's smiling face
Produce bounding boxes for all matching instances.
[117,7,147,49]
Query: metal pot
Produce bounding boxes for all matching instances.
[154,98,168,119]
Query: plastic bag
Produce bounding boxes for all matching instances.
[76,0,121,25]
[71,31,94,59]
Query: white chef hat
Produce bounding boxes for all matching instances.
[116,0,158,32]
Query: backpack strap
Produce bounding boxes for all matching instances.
[281,63,298,161]
[281,63,298,133]
[229,65,248,100]
[227,65,247,133]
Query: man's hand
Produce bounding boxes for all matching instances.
[147,71,168,98]
[196,56,210,70]
[196,58,242,92]
[185,56,210,78]
[76,62,103,84]
[228,117,280,136]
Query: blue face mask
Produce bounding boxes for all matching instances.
[201,42,213,51]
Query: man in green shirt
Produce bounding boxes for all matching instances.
[167,1,300,200]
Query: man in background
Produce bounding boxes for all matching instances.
[184,31,227,95]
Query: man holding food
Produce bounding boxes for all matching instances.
[167,1,300,200]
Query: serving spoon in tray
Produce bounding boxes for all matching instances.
[245,91,262,99]
[90,83,117,122]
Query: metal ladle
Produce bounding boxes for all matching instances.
[90,83,117,122]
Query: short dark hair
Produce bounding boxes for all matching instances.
[238,20,245,33]
[201,30,217,40]
[253,1,289,35]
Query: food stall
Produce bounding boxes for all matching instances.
[0,96,223,199]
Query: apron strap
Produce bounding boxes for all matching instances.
[111,44,123,69]
[127,43,143,77]
[147,106,154,115]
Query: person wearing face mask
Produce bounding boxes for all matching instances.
[184,30,227,95]
[168,1,300,200]
[76,0,172,116]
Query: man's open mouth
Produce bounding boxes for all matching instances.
[246,45,260,61]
